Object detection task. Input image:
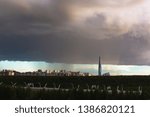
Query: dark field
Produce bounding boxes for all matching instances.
[0,76,150,100]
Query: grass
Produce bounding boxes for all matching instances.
[0,75,150,100]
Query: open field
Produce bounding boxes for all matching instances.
[0,76,150,100]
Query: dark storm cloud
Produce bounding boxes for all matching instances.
[0,29,149,65]
[0,0,150,65]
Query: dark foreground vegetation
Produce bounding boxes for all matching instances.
[0,76,150,100]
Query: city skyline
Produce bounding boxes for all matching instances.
[1,60,150,75]
[0,0,150,75]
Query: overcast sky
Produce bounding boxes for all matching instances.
[0,0,150,66]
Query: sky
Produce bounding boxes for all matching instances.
[0,0,150,75]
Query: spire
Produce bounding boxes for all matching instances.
[98,56,101,76]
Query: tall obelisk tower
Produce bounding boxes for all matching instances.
[98,56,101,76]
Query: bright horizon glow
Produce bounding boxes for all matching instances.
[0,60,150,75]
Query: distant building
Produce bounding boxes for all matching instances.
[103,72,110,76]
[0,69,92,77]
[0,70,15,76]
[98,56,102,76]
[98,57,111,76]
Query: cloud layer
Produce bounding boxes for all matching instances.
[0,0,150,65]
